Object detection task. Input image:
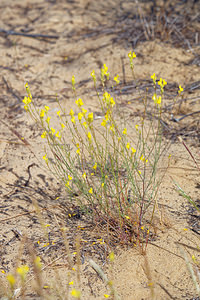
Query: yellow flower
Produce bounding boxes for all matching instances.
[41,131,47,138]
[89,188,93,194]
[87,112,93,123]
[45,105,50,112]
[51,127,55,135]
[65,181,70,188]
[40,109,45,118]
[71,289,81,298]
[61,123,65,129]
[122,128,127,135]
[114,74,120,85]
[75,98,84,107]
[46,116,51,125]
[72,75,75,90]
[70,109,74,117]
[17,265,29,281]
[25,83,32,99]
[128,51,136,69]
[82,108,87,115]
[109,124,115,132]
[69,281,74,285]
[102,182,104,187]
[104,295,110,298]
[102,92,115,108]
[68,174,73,180]
[93,162,97,170]
[128,51,136,59]
[57,110,61,117]
[101,119,107,127]
[82,121,88,128]
[71,116,76,124]
[178,85,183,95]
[91,70,96,83]
[22,96,31,105]
[131,147,136,154]
[152,94,162,106]
[82,172,86,179]
[87,131,92,140]
[151,73,157,85]
[126,143,130,149]
[78,112,83,121]
[140,154,148,163]
[158,78,167,93]
[125,215,130,220]
[109,252,115,262]
[43,154,48,164]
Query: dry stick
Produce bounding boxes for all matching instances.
[3,76,22,102]
[0,28,59,39]
[178,136,200,172]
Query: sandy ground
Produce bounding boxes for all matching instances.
[0,0,200,299]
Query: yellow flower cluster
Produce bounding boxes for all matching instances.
[128,51,136,69]
[101,63,110,84]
